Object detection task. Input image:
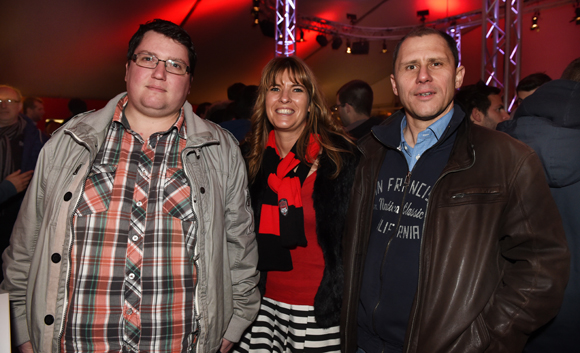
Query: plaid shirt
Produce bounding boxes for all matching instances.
[62,96,198,353]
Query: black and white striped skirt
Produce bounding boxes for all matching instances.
[235,297,341,352]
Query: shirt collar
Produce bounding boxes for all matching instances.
[400,107,455,147]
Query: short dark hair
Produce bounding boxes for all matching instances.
[561,57,580,82]
[23,96,42,112]
[68,98,88,116]
[227,82,247,101]
[337,80,374,117]
[127,19,197,76]
[393,27,459,72]
[454,80,500,116]
[516,73,551,93]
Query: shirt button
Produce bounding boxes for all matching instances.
[128,273,135,280]
[136,201,143,207]
[127,308,133,315]
[132,235,139,242]
[200,187,205,194]
[404,146,408,150]
[416,155,420,160]
[64,192,72,201]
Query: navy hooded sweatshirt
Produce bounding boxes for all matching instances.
[498,79,580,353]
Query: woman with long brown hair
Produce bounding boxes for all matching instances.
[235,56,358,352]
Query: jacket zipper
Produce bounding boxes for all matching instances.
[371,170,412,342]
[403,149,476,353]
[181,146,202,352]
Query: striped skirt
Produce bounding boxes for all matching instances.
[234,297,341,353]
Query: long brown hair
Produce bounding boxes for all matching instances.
[246,56,354,183]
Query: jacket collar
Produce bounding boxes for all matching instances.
[357,103,474,173]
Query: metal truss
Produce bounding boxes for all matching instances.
[446,25,463,67]
[481,0,522,110]
[275,0,296,57]
[504,0,523,111]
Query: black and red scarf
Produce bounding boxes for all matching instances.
[256,130,320,271]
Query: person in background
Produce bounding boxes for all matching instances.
[63,98,88,124]
[235,56,358,352]
[1,19,259,353]
[334,80,383,139]
[498,57,580,353]
[454,80,510,130]
[195,101,211,119]
[220,85,258,142]
[340,27,569,353]
[22,96,46,132]
[0,85,44,282]
[515,72,551,106]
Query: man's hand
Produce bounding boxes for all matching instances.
[218,338,234,353]
[18,341,33,353]
[5,170,33,193]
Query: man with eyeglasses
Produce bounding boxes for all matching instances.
[1,19,259,353]
[0,85,43,279]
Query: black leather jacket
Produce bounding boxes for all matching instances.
[341,109,570,353]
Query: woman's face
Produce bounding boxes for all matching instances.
[265,69,310,138]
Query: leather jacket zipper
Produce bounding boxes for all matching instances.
[371,169,412,338]
[404,149,476,353]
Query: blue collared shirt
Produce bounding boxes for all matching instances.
[399,108,454,171]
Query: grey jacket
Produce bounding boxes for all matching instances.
[1,93,260,353]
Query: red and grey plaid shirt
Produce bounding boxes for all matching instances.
[62,96,198,353]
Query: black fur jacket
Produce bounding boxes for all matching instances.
[249,139,359,328]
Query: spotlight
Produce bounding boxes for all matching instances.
[571,7,580,25]
[316,34,328,47]
[298,29,305,42]
[331,36,343,50]
[417,10,429,23]
[251,0,260,26]
[382,40,388,54]
[449,21,457,33]
[346,39,352,54]
[530,11,539,31]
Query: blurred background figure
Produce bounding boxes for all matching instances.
[64,97,88,123]
[220,85,258,143]
[516,72,552,107]
[455,80,510,130]
[0,84,44,281]
[195,102,211,119]
[334,79,383,139]
[499,57,580,353]
[235,57,358,353]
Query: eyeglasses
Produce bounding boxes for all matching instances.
[132,53,190,75]
[0,99,21,105]
[331,103,346,112]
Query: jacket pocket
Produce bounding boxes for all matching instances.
[74,165,116,216]
[444,186,504,206]
[163,167,195,221]
[451,313,491,352]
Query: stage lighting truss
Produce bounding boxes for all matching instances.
[275,0,296,57]
[258,0,575,97]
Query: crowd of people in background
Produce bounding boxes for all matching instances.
[0,18,579,353]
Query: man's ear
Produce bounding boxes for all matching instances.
[471,108,483,123]
[344,103,354,114]
[390,74,399,96]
